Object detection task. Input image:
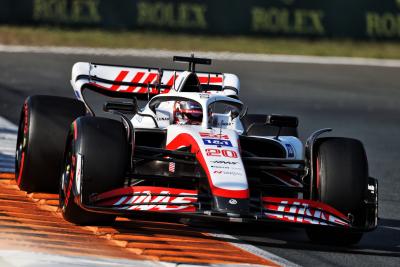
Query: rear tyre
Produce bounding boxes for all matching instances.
[15,95,86,193]
[60,117,128,225]
[306,137,368,245]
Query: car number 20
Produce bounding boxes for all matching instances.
[205,148,238,158]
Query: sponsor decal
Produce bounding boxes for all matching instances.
[210,165,242,171]
[213,170,242,176]
[210,160,238,165]
[203,138,233,147]
[229,199,238,205]
[285,144,295,158]
[112,190,197,212]
[213,121,233,127]
[252,7,325,35]
[199,93,210,98]
[168,162,175,173]
[265,199,349,226]
[137,1,207,30]
[366,12,400,38]
[210,165,230,169]
[157,116,170,121]
[33,0,102,24]
[199,132,229,140]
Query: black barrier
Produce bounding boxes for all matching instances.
[1,0,400,41]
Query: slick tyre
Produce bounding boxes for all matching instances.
[306,137,368,245]
[15,95,86,193]
[60,117,128,225]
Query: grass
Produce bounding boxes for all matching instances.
[0,26,400,59]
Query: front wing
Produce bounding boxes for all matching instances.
[74,185,377,231]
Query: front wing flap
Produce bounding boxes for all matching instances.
[72,185,370,230]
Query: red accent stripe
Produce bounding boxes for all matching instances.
[198,76,223,84]
[16,152,25,186]
[212,187,249,198]
[136,73,158,93]
[166,74,179,87]
[124,72,146,92]
[73,121,77,140]
[270,171,302,187]
[110,71,129,91]
[65,155,76,206]
[167,133,249,199]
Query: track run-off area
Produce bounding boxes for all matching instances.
[0,46,399,266]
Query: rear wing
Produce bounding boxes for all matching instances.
[71,62,240,101]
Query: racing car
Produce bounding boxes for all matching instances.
[15,55,378,245]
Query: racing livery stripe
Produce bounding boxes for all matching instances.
[166,74,179,87]
[73,120,78,140]
[16,152,25,186]
[80,71,225,96]
[124,71,145,92]
[166,133,249,199]
[135,73,158,93]
[110,70,129,91]
[198,76,223,84]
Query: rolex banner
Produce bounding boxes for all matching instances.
[0,0,400,40]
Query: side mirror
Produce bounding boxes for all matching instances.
[266,115,298,128]
[210,113,231,128]
[239,106,248,119]
[243,114,298,137]
[103,101,137,113]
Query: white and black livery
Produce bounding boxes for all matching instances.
[15,55,378,245]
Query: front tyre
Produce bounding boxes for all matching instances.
[60,117,129,225]
[306,137,368,246]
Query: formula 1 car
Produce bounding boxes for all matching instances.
[15,55,378,245]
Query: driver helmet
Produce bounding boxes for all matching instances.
[173,101,203,125]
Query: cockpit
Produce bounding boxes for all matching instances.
[132,93,245,132]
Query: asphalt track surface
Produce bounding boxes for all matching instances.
[0,51,399,266]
